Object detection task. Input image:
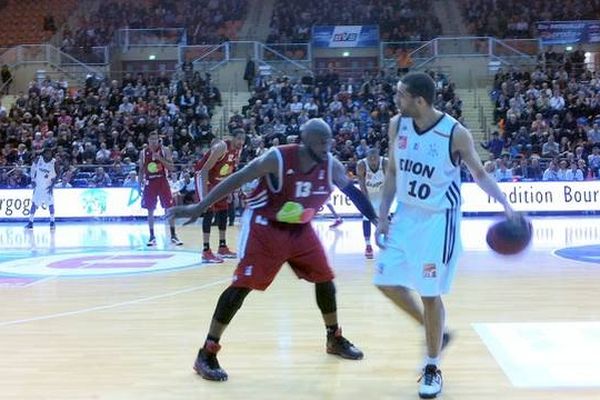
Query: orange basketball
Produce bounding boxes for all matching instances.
[486,215,532,255]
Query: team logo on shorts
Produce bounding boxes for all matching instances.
[423,263,437,278]
[398,136,408,149]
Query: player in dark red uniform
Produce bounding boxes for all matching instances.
[191,129,245,263]
[168,118,378,381]
[139,131,182,246]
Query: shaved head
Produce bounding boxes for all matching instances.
[300,118,332,163]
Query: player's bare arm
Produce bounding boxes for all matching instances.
[168,149,279,220]
[331,157,378,225]
[198,140,227,195]
[157,147,175,171]
[452,124,514,217]
[356,160,371,203]
[375,115,399,248]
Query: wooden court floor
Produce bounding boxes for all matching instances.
[0,217,599,399]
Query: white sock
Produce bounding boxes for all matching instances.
[50,215,55,223]
[365,238,371,246]
[424,356,440,367]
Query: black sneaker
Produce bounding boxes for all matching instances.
[418,364,443,398]
[326,327,364,360]
[193,340,228,381]
[49,221,55,230]
[170,236,183,246]
[24,222,33,230]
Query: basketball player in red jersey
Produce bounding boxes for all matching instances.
[167,118,379,381]
[191,129,246,263]
[139,131,182,246]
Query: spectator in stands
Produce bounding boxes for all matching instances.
[542,135,560,159]
[494,158,513,182]
[1,64,11,95]
[566,162,584,181]
[90,166,112,187]
[480,131,504,159]
[542,159,560,181]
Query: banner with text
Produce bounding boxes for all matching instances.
[319,181,600,216]
[536,20,600,45]
[312,25,380,48]
[0,187,164,219]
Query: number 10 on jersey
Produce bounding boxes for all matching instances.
[408,180,431,200]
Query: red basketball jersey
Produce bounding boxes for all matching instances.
[194,139,241,186]
[245,144,333,224]
[142,145,168,182]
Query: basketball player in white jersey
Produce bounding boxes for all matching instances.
[356,148,387,258]
[374,72,514,399]
[25,145,59,230]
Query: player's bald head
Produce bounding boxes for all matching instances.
[301,118,332,141]
[300,118,332,163]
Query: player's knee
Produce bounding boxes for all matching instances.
[315,280,337,314]
[213,286,251,324]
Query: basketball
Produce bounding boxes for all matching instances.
[486,215,532,255]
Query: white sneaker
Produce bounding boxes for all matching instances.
[147,236,157,247]
[418,364,443,399]
[171,236,183,246]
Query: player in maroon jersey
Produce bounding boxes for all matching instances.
[139,131,182,246]
[167,118,378,381]
[191,129,245,263]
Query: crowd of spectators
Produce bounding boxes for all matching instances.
[0,67,463,192]
[267,0,441,43]
[459,0,600,38]
[0,69,223,190]
[479,48,600,182]
[229,67,462,178]
[60,0,247,55]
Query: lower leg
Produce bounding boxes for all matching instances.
[315,281,363,359]
[202,211,213,250]
[422,296,445,361]
[48,205,55,222]
[216,210,229,248]
[148,210,155,237]
[205,286,251,342]
[377,285,424,325]
[362,219,371,245]
[29,204,38,222]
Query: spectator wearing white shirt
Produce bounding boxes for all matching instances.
[557,160,569,181]
[542,160,560,181]
[549,90,565,111]
[289,96,303,114]
[494,159,513,182]
[95,142,111,164]
[565,162,584,181]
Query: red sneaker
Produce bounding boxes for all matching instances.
[217,246,237,259]
[329,218,343,229]
[365,244,374,259]
[202,249,224,264]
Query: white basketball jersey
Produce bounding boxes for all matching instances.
[394,113,461,211]
[33,157,57,188]
[363,157,385,196]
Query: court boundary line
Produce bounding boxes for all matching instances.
[0,278,230,327]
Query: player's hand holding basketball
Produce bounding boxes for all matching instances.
[375,217,389,249]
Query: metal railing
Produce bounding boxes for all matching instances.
[113,28,187,52]
[382,37,542,71]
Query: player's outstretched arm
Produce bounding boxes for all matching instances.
[453,124,514,218]
[331,157,378,225]
[167,149,279,220]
